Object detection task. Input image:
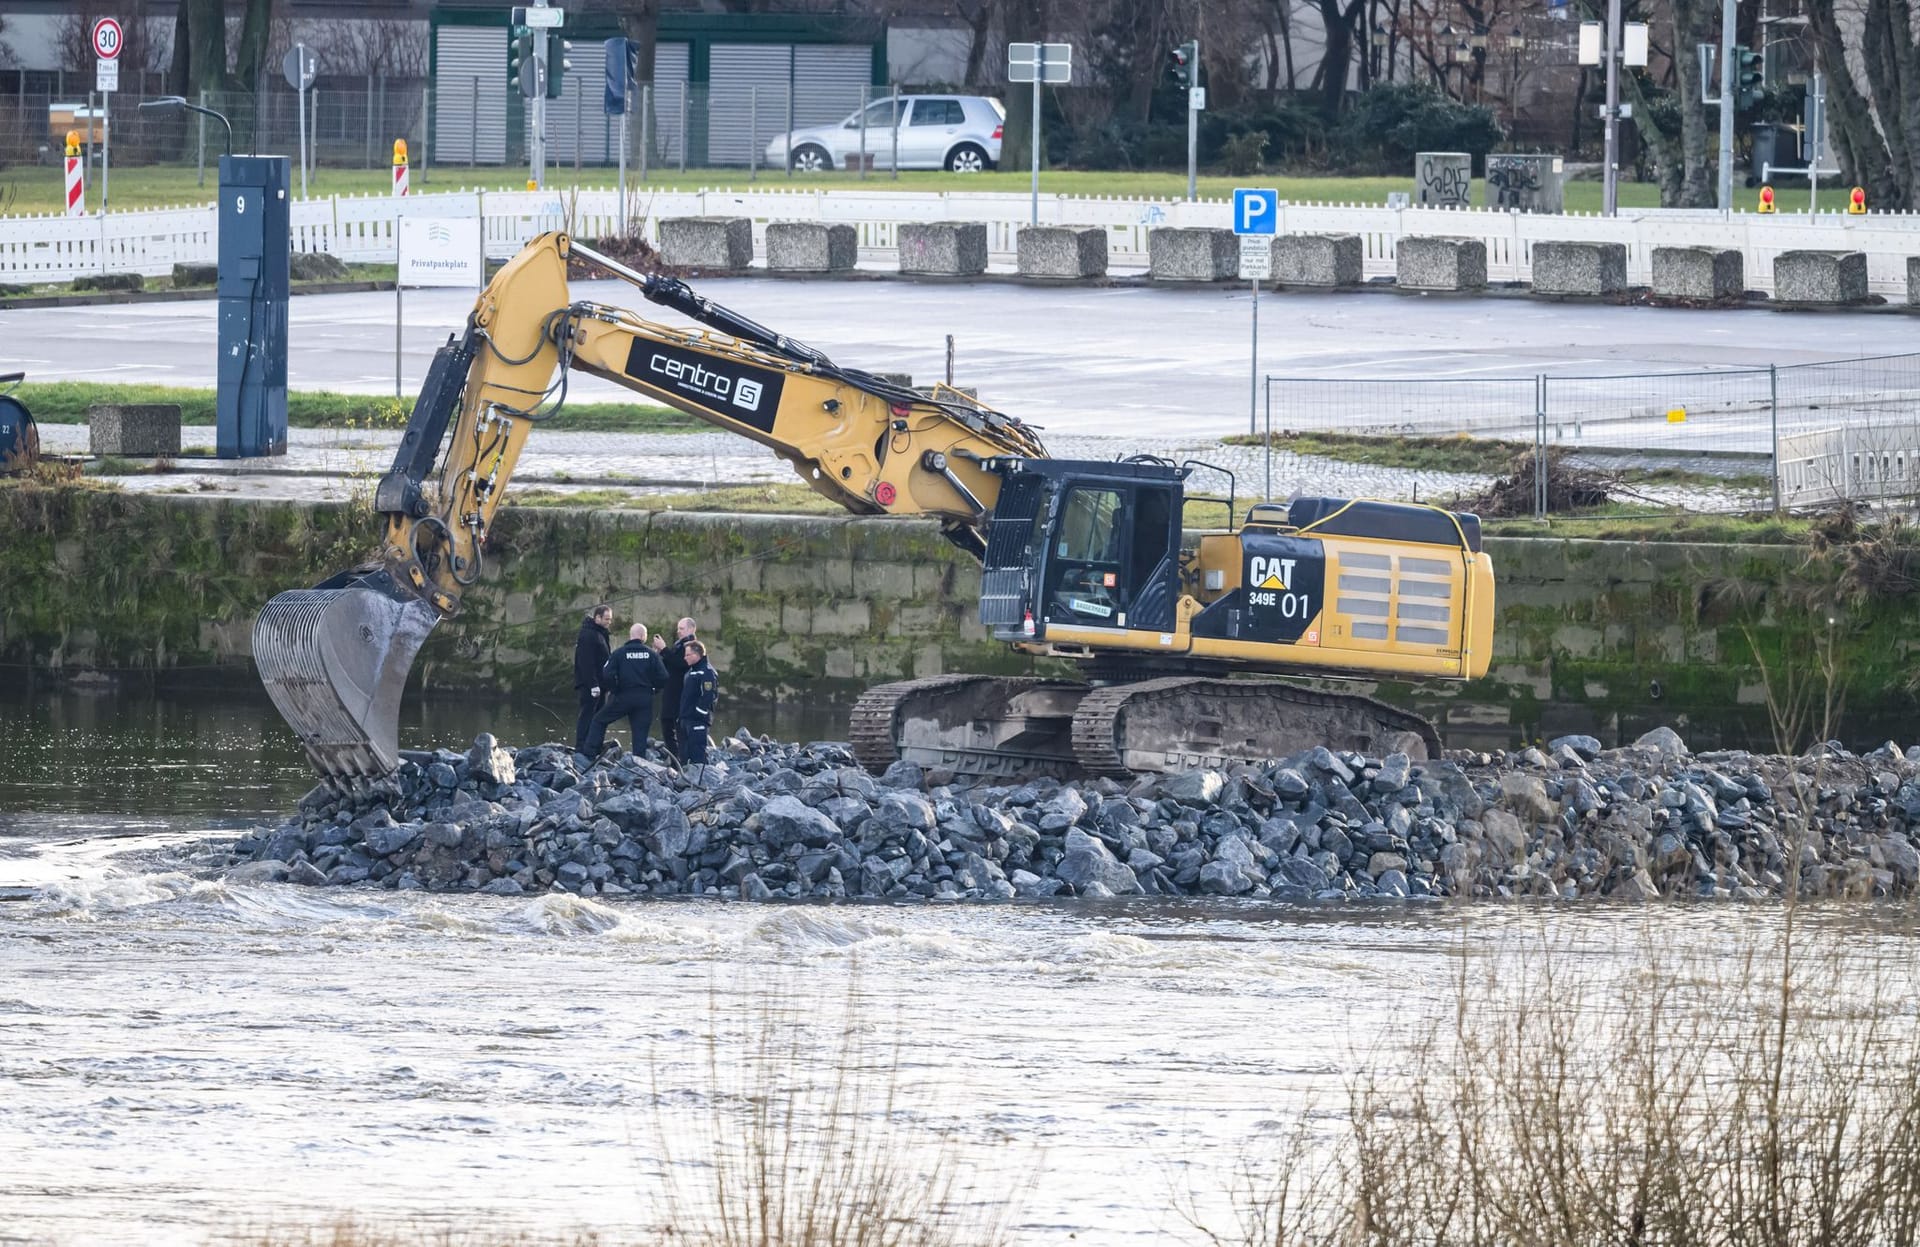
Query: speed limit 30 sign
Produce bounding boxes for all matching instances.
[92,18,123,61]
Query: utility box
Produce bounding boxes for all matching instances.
[216,155,290,458]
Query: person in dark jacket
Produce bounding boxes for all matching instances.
[658,617,698,755]
[676,640,719,766]
[584,623,668,758]
[571,604,613,754]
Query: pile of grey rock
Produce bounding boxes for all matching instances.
[224,727,1920,903]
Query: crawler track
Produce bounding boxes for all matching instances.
[851,673,1439,780]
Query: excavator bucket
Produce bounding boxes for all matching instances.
[252,570,440,779]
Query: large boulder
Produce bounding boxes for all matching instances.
[1056,828,1141,896]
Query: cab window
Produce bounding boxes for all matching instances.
[1056,487,1123,563]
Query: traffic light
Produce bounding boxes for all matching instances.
[546,36,573,99]
[509,24,537,97]
[1167,42,1193,89]
[1735,45,1764,110]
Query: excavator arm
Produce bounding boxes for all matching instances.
[254,232,1047,779]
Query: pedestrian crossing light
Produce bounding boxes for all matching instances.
[1734,45,1764,110]
[546,37,573,100]
[1166,42,1194,89]
[509,25,536,96]
[1758,184,1776,213]
[1850,185,1867,214]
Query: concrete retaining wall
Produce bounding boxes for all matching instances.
[1775,250,1869,305]
[1531,241,1628,296]
[1651,247,1744,301]
[1148,228,1236,281]
[1017,227,1108,279]
[657,217,753,272]
[5,492,1918,743]
[1395,236,1487,291]
[1274,234,1363,287]
[766,222,856,273]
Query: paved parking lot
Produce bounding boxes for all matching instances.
[10,278,1918,443]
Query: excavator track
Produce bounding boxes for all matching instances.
[1069,677,1441,779]
[851,673,1441,781]
[850,675,1090,779]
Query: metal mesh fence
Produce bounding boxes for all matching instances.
[1266,353,1920,517]
[0,74,917,183]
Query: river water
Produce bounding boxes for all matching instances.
[3,686,1914,1246]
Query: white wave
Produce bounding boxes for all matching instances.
[742,909,909,952]
[492,892,627,936]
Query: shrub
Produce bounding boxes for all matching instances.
[1220,130,1269,176]
[1333,83,1504,173]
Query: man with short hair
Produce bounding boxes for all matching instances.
[571,604,613,754]
[676,639,718,766]
[584,623,668,758]
[660,616,698,755]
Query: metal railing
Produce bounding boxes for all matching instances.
[1263,353,1920,516]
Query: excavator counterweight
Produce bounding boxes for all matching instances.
[256,232,1494,784]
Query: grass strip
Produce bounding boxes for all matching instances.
[0,164,1819,216]
[16,382,703,435]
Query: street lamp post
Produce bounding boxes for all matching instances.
[139,95,235,157]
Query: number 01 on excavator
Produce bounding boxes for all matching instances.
[254,233,1493,783]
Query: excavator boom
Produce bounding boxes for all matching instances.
[255,232,1045,779]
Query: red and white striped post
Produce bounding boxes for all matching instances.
[64,130,84,216]
[392,139,409,197]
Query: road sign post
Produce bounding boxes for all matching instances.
[92,19,121,218]
[283,44,318,199]
[1234,188,1280,464]
[1008,41,1072,228]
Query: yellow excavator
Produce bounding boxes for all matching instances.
[254,232,1494,782]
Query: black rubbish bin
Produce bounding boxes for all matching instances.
[1748,123,1803,186]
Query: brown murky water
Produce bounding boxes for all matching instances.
[2,686,1914,1246]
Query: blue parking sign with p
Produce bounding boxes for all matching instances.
[1233,188,1279,235]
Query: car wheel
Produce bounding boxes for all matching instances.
[790,145,831,173]
[946,144,988,173]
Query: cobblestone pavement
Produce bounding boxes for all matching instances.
[39,422,1764,511]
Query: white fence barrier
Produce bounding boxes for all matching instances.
[9,189,1920,295]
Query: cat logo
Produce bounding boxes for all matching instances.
[1247,556,1297,590]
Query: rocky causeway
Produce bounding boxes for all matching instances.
[222,728,1920,904]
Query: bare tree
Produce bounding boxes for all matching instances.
[56,2,165,75]
[303,20,428,79]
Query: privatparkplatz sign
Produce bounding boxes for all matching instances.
[1234,187,1280,482]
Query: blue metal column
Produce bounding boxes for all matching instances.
[216,154,290,458]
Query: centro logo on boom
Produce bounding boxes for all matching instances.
[649,354,765,412]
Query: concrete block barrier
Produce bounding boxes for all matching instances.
[1651,246,1744,301]
[1275,233,1364,287]
[1530,241,1627,296]
[658,217,753,272]
[1775,250,1869,304]
[90,404,181,457]
[1274,230,1367,284]
[898,221,988,276]
[1148,227,1236,281]
[1395,236,1487,291]
[766,222,856,273]
[1016,226,1108,279]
